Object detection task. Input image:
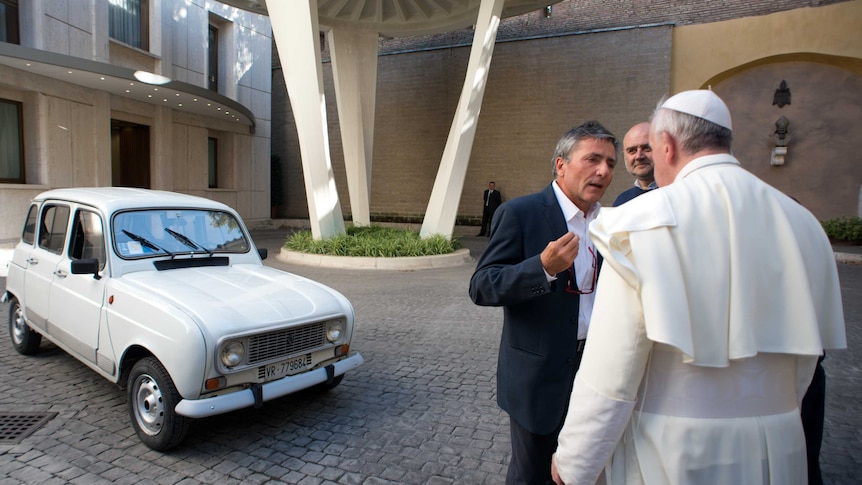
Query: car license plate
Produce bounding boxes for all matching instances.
[262,355,311,381]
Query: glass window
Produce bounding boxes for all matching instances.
[21,204,37,245]
[112,209,249,259]
[39,204,70,255]
[208,137,218,188]
[69,210,106,270]
[0,0,19,44]
[208,24,219,92]
[109,0,149,50]
[0,98,24,183]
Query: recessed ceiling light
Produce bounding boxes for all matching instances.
[100,77,105,80]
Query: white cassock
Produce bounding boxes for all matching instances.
[554,154,847,485]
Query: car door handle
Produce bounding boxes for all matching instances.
[54,270,68,279]
[27,258,38,265]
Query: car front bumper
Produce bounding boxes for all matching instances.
[174,352,364,418]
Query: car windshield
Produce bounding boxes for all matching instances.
[112,209,250,259]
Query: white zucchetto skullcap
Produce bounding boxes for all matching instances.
[660,89,733,130]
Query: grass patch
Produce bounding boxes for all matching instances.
[284,225,462,257]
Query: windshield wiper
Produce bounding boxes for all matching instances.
[165,228,213,256]
[122,230,174,256]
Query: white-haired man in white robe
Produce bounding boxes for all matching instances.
[551,90,846,485]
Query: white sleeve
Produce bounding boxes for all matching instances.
[555,259,653,485]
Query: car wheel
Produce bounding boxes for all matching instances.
[8,298,41,355]
[314,374,344,391]
[128,357,190,451]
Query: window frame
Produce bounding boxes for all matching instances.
[38,204,71,256]
[0,97,25,184]
[108,0,150,51]
[0,0,20,44]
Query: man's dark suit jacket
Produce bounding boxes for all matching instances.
[484,189,502,212]
[469,184,597,435]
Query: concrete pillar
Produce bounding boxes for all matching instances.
[151,105,173,190]
[420,0,504,239]
[329,26,378,227]
[267,0,345,239]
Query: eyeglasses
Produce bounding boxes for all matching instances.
[566,246,597,295]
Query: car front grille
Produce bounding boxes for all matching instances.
[246,321,327,365]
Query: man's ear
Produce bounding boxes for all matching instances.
[554,156,566,176]
[660,131,677,167]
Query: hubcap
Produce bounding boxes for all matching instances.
[11,305,26,345]
[132,374,165,436]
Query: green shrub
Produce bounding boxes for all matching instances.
[821,216,862,242]
[284,225,461,257]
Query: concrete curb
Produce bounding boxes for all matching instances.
[836,252,862,265]
[276,248,474,270]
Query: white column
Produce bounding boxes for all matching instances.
[420,0,504,239]
[329,26,379,227]
[267,0,345,239]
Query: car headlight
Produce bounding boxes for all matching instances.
[326,319,345,343]
[220,341,244,368]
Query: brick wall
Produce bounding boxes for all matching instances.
[273,25,671,220]
[378,0,851,55]
[271,0,854,222]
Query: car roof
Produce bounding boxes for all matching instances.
[33,187,234,214]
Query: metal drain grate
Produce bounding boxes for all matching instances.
[0,413,57,444]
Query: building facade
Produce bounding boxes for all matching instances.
[0,0,272,245]
[272,0,861,225]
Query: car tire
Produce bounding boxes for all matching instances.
[8,298,41,355]
[128,356,190,451]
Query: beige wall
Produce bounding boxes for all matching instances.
[671,0,862,91]
[672,0,862,219]
[715,60,862,219]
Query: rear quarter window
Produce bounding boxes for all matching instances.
[21,204,38,245]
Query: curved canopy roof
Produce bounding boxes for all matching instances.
[221,0,564,37]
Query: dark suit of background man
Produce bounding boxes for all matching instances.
[469,121,617,484]
[477,181,503,236]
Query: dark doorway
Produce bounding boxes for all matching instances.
[111,120,150,188]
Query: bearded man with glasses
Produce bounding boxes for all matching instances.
[469,120,617,484]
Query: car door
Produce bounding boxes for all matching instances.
[47,206,108,365]
[22,202,70,331]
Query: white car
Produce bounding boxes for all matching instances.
[2,188,363,450]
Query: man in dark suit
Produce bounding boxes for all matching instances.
[477,181,502,236]
[469,121,617,484]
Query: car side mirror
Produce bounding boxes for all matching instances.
[257,248,268,260]
[71,258,102,280]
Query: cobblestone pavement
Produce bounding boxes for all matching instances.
[0,232,859,484]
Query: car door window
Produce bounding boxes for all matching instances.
[69,209,106,270]
[38,204,70,254]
